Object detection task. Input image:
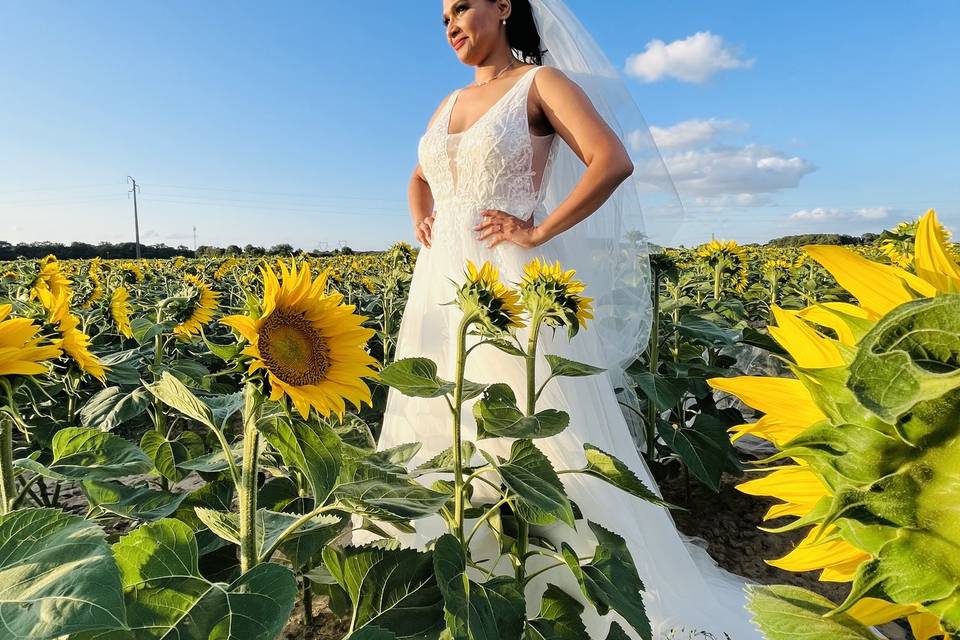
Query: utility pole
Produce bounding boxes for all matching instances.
[193,225,197,252]
[127,176,141,259]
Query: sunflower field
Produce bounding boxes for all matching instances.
[0,209,956,640]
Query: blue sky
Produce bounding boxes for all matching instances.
[1,0,957,250]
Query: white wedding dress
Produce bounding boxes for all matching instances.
[374,65,761,640]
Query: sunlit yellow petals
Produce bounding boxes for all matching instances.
[227,259,377,420]
[45,290,107,382]
[848,598,918,627]
[737,466,828,521]
[708,376,826,428]
[915,208,960,293]
[767,524,869,581]
[796,302,874,345]
[909,610,950,640]
[110,287,134,339]
[220,315,259,342]
[729,414,809,448]
[769,306,844,368]
[803,245,937,316]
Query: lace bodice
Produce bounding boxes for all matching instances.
[417,65,558,244]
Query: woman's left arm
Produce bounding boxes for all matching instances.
[476,66,634,249]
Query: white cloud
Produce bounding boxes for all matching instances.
[656,144,816,198]
[625,31,755,84]
[790,207,893,221]
[647,118,749,150]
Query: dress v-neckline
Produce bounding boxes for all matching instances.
[444,66,538,137]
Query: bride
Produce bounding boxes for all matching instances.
[371,1,763,638]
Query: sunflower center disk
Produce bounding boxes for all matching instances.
[258,309,331,387]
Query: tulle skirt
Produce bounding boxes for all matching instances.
[364,212,762,640]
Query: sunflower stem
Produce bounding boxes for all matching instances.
[516,310,543,583]
[451,313,474,544]
[645,271,661,463]
[239,382,263,573]
[0,413,14,515]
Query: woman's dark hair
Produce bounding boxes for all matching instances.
[494,0,547,65]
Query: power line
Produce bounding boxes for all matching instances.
[128,176,142,259]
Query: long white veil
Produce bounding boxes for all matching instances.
[528,0,686,448]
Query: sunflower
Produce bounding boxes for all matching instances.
[878,215,956,268]
[110,286,134,339]
[220,258,379,420]
[708,209,958,638]
[0,303,61,378]
[695,239,749,297]
[29,255,72,311]
[454,259,525,334]
[39,289,108,382]
[172,274,220,339]
[214,257,238,281]
[519,257,593,337]
[120,261,144,284]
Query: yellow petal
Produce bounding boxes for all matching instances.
[909,610,948,640]
[803,245,937,316]
[708,376,826,430]
[769,306,845,368]
[915,208,960,293]
[796,302,872,346]
[729,415,808,448]
[737,466,828,521]
[767,524,869,581]
[848,597,918,627]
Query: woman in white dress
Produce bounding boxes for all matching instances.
[373,1,763,638]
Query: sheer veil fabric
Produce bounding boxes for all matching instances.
[359,1,762,638]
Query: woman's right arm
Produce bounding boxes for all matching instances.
[410,92,454,248]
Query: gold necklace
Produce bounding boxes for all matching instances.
[473,59,520,87]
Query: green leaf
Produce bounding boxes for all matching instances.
[562,522,650,640]
[103,518,297,640]
[143,371,216,429]
[193,507,342,559]
[847,294,960,422]
[544,354,606,378]
[140,430,204,483]
[412,442,477,476]
[179,446,242,476]
[657,414,731,492]
[746,585,874,640]
[433,533,526,640]
[0,508,126,639]
[80,387,150,431]
[82,479,188,521]
[130,317,166,344]
[200,391,245,429]
[525,584,588,640]
[473,384,569,440]
[488,439,575,528]
[323,541,444,637]
[334,475,449,522]
[259,415,342,503]
[603,622,631,640]
[379,357,455,398]
[16,427,153,480]
[579,444,673,509]
[629,371,686,413]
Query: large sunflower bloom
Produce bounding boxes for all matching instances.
[0,304,61,377]
[40,289,108,382]
[220,259,379,420]
[519,257,593,336]
[172,275,220,339]
[110,286,134,339]
[709,209,957,638]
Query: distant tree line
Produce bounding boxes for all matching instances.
[0,241,361,260]
[766,232,878,247]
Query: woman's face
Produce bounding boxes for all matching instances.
[442,0,507,64]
